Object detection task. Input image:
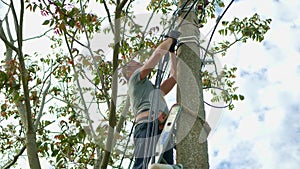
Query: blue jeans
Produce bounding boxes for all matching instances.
[132,122,174,169]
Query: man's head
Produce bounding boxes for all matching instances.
[122,60,143,81]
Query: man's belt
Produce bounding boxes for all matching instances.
[135,110,150,123]
[135,110,168,130]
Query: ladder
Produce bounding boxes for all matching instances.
[148,104,182,167]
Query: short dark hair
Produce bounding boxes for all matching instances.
[121,60,142,81]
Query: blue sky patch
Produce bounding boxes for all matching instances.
[213,150,219,157]
[240,70,250,77]
[258,113,265,122]
[263,41,276,50]
[217,161,231,169]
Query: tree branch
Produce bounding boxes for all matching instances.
[49,94,83,111]
[63,30,98,141]
[79,2,111,110]
[9,0,20,47]
[5,16,13,42]
[3,146,26,169]
[102,0,115,34]
[0,0,9,6]
[0,32,18,51]
[34,79,51,129]
[23,29,52,42]
[10,0,42,168]
[117,0,129,11]
[65,29,87,48]
[213,37,242,55]
[100,0,125,167]
[0,21,18,51]
[19,0,24,47]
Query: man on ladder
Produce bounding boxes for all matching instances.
[122,30,182,169]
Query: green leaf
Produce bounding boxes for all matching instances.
[239,94,245,100]
[50,20,54,27]
[33,4,38,12]
[222,21,228,26]
[232,94,238,100]
[26,4,32,10]
[219,29,224,35]
[45,120,52,126]
[42,20,50,25]
[218,1,225,7]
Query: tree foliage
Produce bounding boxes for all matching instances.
[0,0,271,168]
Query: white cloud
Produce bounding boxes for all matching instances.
[208,1,300,169]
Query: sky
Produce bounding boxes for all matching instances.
[1,0,300,169]
[207,0,300,169]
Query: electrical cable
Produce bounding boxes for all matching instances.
[176,0,198,29]
[203,86,233,109]
[199,0,235,110]
[200,0,235,70]
[118,121,135,169]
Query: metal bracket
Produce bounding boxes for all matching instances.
[202,58,214,65]
[178,36,215,65]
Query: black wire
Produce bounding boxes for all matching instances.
[200,0,235,70]
[203,86,233,109]
[176,0,199,29]
[118,121,135,169]
[199,0,235,109]
[127,155,134,169]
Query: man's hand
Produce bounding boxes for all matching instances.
[167,30,181,40]
[166,30,181,52]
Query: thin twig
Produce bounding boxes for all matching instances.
[29,64,58,91]
[5,15,13,42]
[212,37,242,55]
[79,1,111,110]
[49,94,84,111]
[63,28,98,142]
[65,30,87,48]
[142,0,164,36]
[23,29,53,42]
[0,0,9,6]
[0,22,18,51]
[34,78,51,129]
[3,146,26,169]
[102,0,115,34]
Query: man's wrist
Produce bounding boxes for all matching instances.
[170,74,177,81]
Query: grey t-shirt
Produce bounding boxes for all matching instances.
[128,68,169,117]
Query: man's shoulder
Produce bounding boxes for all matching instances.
[129,68,142,84]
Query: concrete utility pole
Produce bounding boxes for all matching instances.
[176,0,209,168]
